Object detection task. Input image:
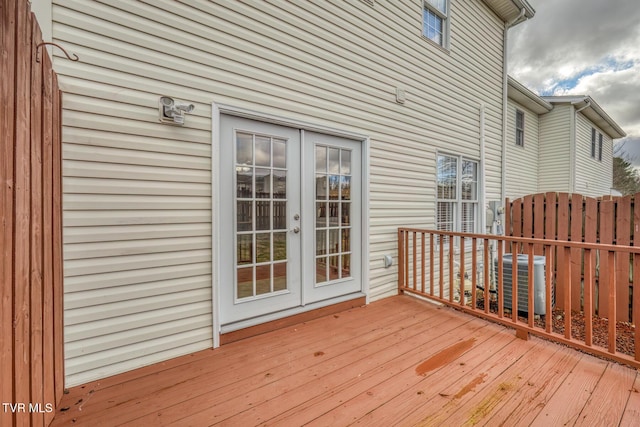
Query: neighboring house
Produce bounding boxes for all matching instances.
[506,76,626,199]
[32,0,535,387]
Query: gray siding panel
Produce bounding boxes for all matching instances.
[54,0,506,385]
[538,105,572,192]
[574,113,614,196]
[505,99,540,199]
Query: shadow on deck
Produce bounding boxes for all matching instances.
[52,296,640,426]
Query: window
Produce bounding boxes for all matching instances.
[515,110,525,147]
[437,154,478,237]
[598,133,603,161]
[591,128,603,161]
[423,0,449,48]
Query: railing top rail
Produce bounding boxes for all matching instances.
[398,227,640,254]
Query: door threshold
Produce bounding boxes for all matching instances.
[220,296,366,345]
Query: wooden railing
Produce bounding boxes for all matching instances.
[398,228,640,369]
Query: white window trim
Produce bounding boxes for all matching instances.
[422,0,451,50]
[436,152,479,240]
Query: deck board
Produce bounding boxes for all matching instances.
[51,296,639,426]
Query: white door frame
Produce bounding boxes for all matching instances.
[212,103,370,347]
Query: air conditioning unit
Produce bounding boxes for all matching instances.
[494,254,552,315]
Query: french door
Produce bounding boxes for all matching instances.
[219,115,361,327]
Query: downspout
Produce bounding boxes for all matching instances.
[480,103,486,233]
[500,8,527,209]
[570,99,591,192]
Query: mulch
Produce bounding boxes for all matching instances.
[474,297,636,357]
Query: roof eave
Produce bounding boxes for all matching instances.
[543,96,627,139]
[507,76,553,114]
[482,0,535,26]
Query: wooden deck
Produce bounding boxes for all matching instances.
[51,296,640,426]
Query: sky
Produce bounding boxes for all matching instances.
[507,0,640,163]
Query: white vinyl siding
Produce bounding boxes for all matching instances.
[52,0,507,385]
[575,113,613,197]
[505,99,540,199]
[538,104,572,193]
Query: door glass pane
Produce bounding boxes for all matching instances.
[256,201,270,231]
[273,263,287,291]
[329,176,340,200]
[236,133,253,165]
[255,136,271,167]
[329,256,339,280]
[329,148,340,174]
[340,176,351,200]
[273,139,286,168]
[315,146,327,173]
[329,229,339,254]
[256,233,271,263]
[273,232,287,261]
[341,229,350,252]
[316,230,327,256]
[237,234,253,265]
[237,267,254,298]
[341,254,351,278]
[341,150,351,174]
[328,202,339,226]
[341,203,350,226]
[316,257,327,284]
[236,167,253,198]
[256,265,271,295]
[237,201,252,232]
[316,175,327,200]
[273,201,286,230]
[273,170,286,199]
[255,169,271,198]
[316,202,327,227]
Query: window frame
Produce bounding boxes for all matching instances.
[591,128,596,159]
[436,153,479,241]
[422,0,450,49]
[598,132,603,161]
[515,109,525,147]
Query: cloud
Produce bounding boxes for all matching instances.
[508,0,640,140]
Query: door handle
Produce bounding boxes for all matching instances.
[290,226,300,234]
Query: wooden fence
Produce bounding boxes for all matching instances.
[505,192,640,322]
[1,1,64,426]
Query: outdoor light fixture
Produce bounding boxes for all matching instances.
[159,96,195,126]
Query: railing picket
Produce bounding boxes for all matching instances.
[413,232,417,291]
[584,248,593,346]
[439,235,444,299]
[449,235,454,303]
[545,245,553,333]
[459,237,465,306]
[634,252,640,361]
[430,233,434,296]
[498,240,504,318]
[398,230,404,293]
[511,243,518,323]
[608,250,617,354]
[421,232,426,294]
[564,246,572,340]
[405,229,409,292]
[527,243,534,328]
[483,239,489,314]
[472,239,477,309]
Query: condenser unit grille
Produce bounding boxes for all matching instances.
[494,254,553,315]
